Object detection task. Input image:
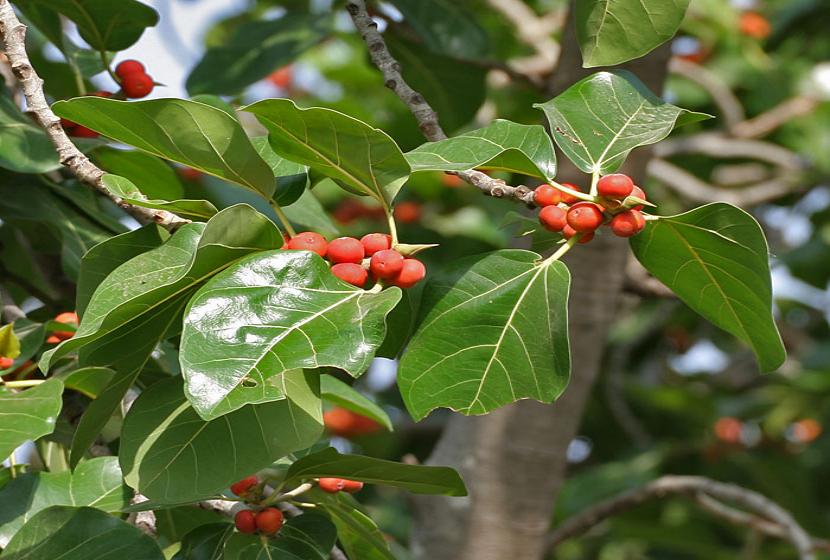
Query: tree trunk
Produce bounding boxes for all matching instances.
[410,9,673,560]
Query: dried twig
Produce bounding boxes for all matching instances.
[0,1,189,231]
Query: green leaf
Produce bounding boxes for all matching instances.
[0,95,59,174]
[0,324,20,360]
[252,136,309,207]
[0,506,163,560]
[223,513,337,560]
[40,205,281,371]
[318,493,395,560]
[406,119,556,179]
[286,447,467,496]
[180,250,401,420]
[187,14,330,95]
[76,224,169,317]
[52,98,275,198]
[387,0,490,59]
[24,0,158,51]
[282,188,339,237]
[321,375,392,432]
[386,35,486,133]
[577,0,690,67]
[0,457,131,545]
[171,523,232,560]
[1,320,44,371]
[102,174,218,220]
[534,70,708,174]
[244,99,410,207]
[119,374,323,504]
[0,379,63,461]
[630,203,785,371]
[399,250,571,420]
[60,367,115,398]
[94,147,185,201]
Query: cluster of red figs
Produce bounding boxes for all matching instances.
[61,59,155,138]
[281,232,426,289]
[534,173,647,243]
[323,407,382,438]
[230,473,363,536]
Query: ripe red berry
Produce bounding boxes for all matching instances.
[394,201,422,224]
[319,478,346,493]
[323,407,381,437]
[230,475,258,496]
[268,66,293,89]
[560,183,583,205]
[610,210,646,237]
[326,237,364,264]
[115,60,145,78]
[72,125,99,138]
[121,72,154,99]
[255,507,284,535]
[370,249,404,279]
[55,312,79,325]
[46,335,61,344]
[331,263,368,288]
[629,185,647,211]
[390,258,426,289]
[0,357,13,369]
[597,174,634,198]
[286,232,328,257]
[341,479,364,493]
[360,233,391,256]
[538,205,567,232]
[234,510,257,534]
[563,224,594,244]
[566,202,605,232]
[533,184,561,207]
[53,330,75,341]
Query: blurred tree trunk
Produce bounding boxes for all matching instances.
[410,8,672,560]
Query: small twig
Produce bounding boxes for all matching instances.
[546,475,817,560]
[127,494,157,537]
[0,283,25,322]
[345,0,537,206]
[732,96,819,139]
[0,1,189,231]
[670,58,745,130]
[624,257,676,299]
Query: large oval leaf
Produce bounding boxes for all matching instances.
[244,99,410,207]
[94,147,185,201]
[0,379,63,461]
[630,203,785,372]
[576,0,690,67]
[534,71,708,174]
[102,174,218,220]
[0,96,59,173]
[171,523,233,560]
[119,374,322,504]
[0,457,131,546]
[318,493,395,560]
[52,98,275,198]
[223,513,336,560]
[399,250,570,420]
[0,506,163,560]
[180,251,401,420]
[387,0,490,59]
[406,119,556,179]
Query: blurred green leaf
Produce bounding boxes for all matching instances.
[321,375,393,431]
[0,379,63,461]
[102,174,218,220]
[94,147,185,201]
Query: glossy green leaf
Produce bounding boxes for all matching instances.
[286,447,467,496]
[387,0,490,59]
[0,457,131,546]
[180,250,400,420]
[577,0,690,67]
[24,0,158,51]
[41,205,281,371]
[52,98,275,198]
[0,506,163,560]
[252,136,308,207]
[0,379,63,461]
[399,250,571,420]
[0,96,59,174]
[187,14,330,95]
[223,513,336,560]
[318,493,395,560]
[630,203,785,371]
[244,99,410,206]
[60,367,115,398]
[386,35,486,133]
[119,374,323,504]
[171,523,232,560]
[406,119,556,179]
[102,174,218,220]
[321,375,392,432]
[94,147,185,201]
[534,71,708,174]
[76,224,169,317]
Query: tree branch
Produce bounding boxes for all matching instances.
[0,1,189,231]
[345,0,537,206]
[546,475,817,560]
[0,283,25,322]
